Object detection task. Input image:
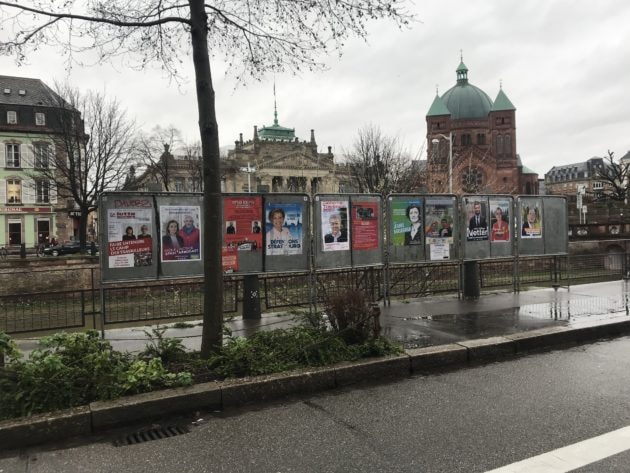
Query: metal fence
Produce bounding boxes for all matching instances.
[2,251,630,335]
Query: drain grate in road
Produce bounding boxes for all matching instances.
[114,425,190,447]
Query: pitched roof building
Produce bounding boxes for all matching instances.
[0,76,81,249]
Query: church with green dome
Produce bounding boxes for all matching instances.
[425,59,539,195]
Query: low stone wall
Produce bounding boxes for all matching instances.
[0,257,99,295]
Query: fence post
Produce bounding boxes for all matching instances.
[242,274,261,319]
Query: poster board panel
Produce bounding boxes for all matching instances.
[517,196,545,256]
[263,194,310,272]
[156,194,204,278]
[543,196,568,254]
[425,195,458,261]
[462,196,491,260]
[350,195,383,266]
[314,194,352,269]
[387,195,425,264]
[222,194,264,274]
[100,192,159,282]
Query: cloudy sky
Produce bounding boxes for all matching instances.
[1,0,629,175]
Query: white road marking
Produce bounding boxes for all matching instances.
[485,425,630,472]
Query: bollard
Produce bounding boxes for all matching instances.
[19,243,26,259]
[463,260,480,299]
[242,274,261,319]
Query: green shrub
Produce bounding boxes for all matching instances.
[0,331,191,420]
[139,326,188,364]
[206,324,401,379]
[0,331,20,367]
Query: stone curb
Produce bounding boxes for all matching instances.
[3,318,630,450]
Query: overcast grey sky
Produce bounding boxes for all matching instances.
[1,0,629,175]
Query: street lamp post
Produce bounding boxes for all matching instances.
[431,132,453,193]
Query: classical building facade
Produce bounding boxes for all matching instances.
[223,109,343,195]
[131,108,347,196]
[425,60,538,195]
[0,76,79,249]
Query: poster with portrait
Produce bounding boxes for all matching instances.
[425,198,455,243]
[321,200,350,251]
[223,196,263,262]
[106,208,153,268]
[351,201,379,251]
[159,205,202,262]
[489,199,511,243]
[465,198,489,242]
[390,197,423,246]
[521,200,543,238]
[264,202,303,256]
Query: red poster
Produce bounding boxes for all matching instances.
[351,201,379,250]
[222,246,238,273]
[222,196,262,271]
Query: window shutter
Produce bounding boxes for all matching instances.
[50,180,57,204]
[23,178,35,204]
[0,179,5,203]
[0,143,4,167]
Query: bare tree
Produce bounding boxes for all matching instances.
[134,125,183,191]
[592,150,629,202]
[344,124,415,195]
[0,0,412,356]
[30,85,135,251]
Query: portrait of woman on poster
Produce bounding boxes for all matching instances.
[122,226,136,240]
[162,219,185,259]
[522,207,541,237]
[404,204,422,245]
[491,207,510,241]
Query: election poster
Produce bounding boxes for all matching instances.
[465,198,489,242]
[222,196,262,270]
[489,199,511,243]
[390,197,423,246]
[425,197,454,260]
[264,202,303,256]
[321,200,350,251]
[521,200,543,238]
[107,207,153,268]
[351,201,379,251]
[159,205,202,262]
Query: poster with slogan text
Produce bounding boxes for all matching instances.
[107,208,153,268]
[351,201,379,251]
[222,196,262,272]
[465,198,489,242]
[159,205,202,262]
[489,199,511,243]
[391,198,423,247]
[265,202,304,256]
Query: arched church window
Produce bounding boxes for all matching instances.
[461,167,484,193]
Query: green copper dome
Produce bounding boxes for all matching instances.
[440,62,493,120]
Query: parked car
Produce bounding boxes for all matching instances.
[43,241,98,257]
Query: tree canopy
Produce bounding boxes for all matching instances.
[0,0,414,356]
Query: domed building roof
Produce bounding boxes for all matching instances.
[440,61,493,120]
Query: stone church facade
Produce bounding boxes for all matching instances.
[425,60,539,195]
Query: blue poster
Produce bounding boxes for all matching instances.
[265,202,303,255]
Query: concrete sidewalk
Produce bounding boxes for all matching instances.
[4,280,630,451]
[13,279,630,354]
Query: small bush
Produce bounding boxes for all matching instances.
[325,289,382,344]
[139,326,188,364]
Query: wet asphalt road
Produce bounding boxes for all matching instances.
[3,335,630,472]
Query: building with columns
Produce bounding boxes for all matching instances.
[425,59,538,195]
[223,106,345,195]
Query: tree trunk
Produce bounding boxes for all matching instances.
[189,0,224,356]
[79,206,89,251]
